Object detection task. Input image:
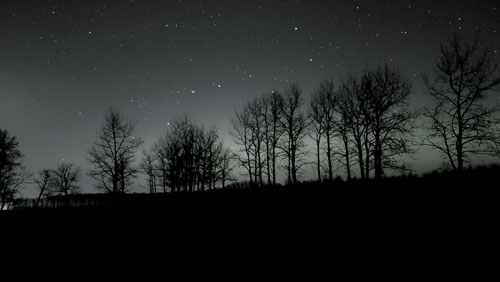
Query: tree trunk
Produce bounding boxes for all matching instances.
[357,141,365,179]
[315,137,321,182]
[374,132,382,180]
[457,113,464,171]
[291,144,297,185]
[266,140,271,185]
[272,147,276,186]
[343,135,351,180]
[326,133,333,182]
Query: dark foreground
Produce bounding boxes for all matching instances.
[2,167,495,273]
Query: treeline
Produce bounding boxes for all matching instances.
[229,34,500,185]
[231,65,416,187]
[1,34,500,209]
[141,115,235,193]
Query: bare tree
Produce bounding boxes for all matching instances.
[279,84,309,184]
[230,108,255,185]
[309,91,324,182]
[88,108,143,193]
[263,90,284,185]
[34,169,53,208]
[338,78,371,179]
[147,116,229,192]
[174,116,197,192]
[0,129,30,210]
[51,163,81,196]
[424,34,500,170]
[198,125,221,190]
[140,150,157,194]
[217,147,236,188]
[362,64,415,179]
[334,92,353,180]
[232,91,284,186]
[152,134,174,193]
[247,99,265,187]
[310,80,338,182]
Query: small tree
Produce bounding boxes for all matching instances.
[217,147,236,189]
[34,169,53,208]
[88,108,143,193]
[51,163,81,196]
[140,151,157,194]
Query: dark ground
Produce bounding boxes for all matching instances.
[3,166,496,229]
[2,166,495,241]
[2,167,495,275]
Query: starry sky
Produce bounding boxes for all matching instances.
[1,0,499,195]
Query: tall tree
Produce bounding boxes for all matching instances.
[338,78,371,179]
[88,108,143,193]
[247,99,265,187]
[140,150,157,194]
[310,80,338,182]
[230,108,254,185]
[279,84,309,184]
[424,34,500,170]
[309,91,324,182]
[264,90,284,185]
[361,64,415,179]
[152,137,167,193]
[334,91,353,180]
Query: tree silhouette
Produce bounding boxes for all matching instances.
[309,79,337,182]
[198,126,221,190]
[147,116,229,192]
[172,116,197,191]
[337,66,415,180]
[0,128,29,210]
[232,91,285,186]
[308,94,324,182]
[152,135,172,193]
[263,91,284,185]
[334,91,353,180]
[247,98,265,187]
[424,34,500,170]
[231,106,255,185]
[51,163,81,196]
[34,169,53,208]
[361,64,415,179]
[88,108,143,193]
[279,84,309,184]
[140,150,157,193]
[338,78,372,179]
[217,147,236,189]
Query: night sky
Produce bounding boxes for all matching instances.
[1,0,499,195]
